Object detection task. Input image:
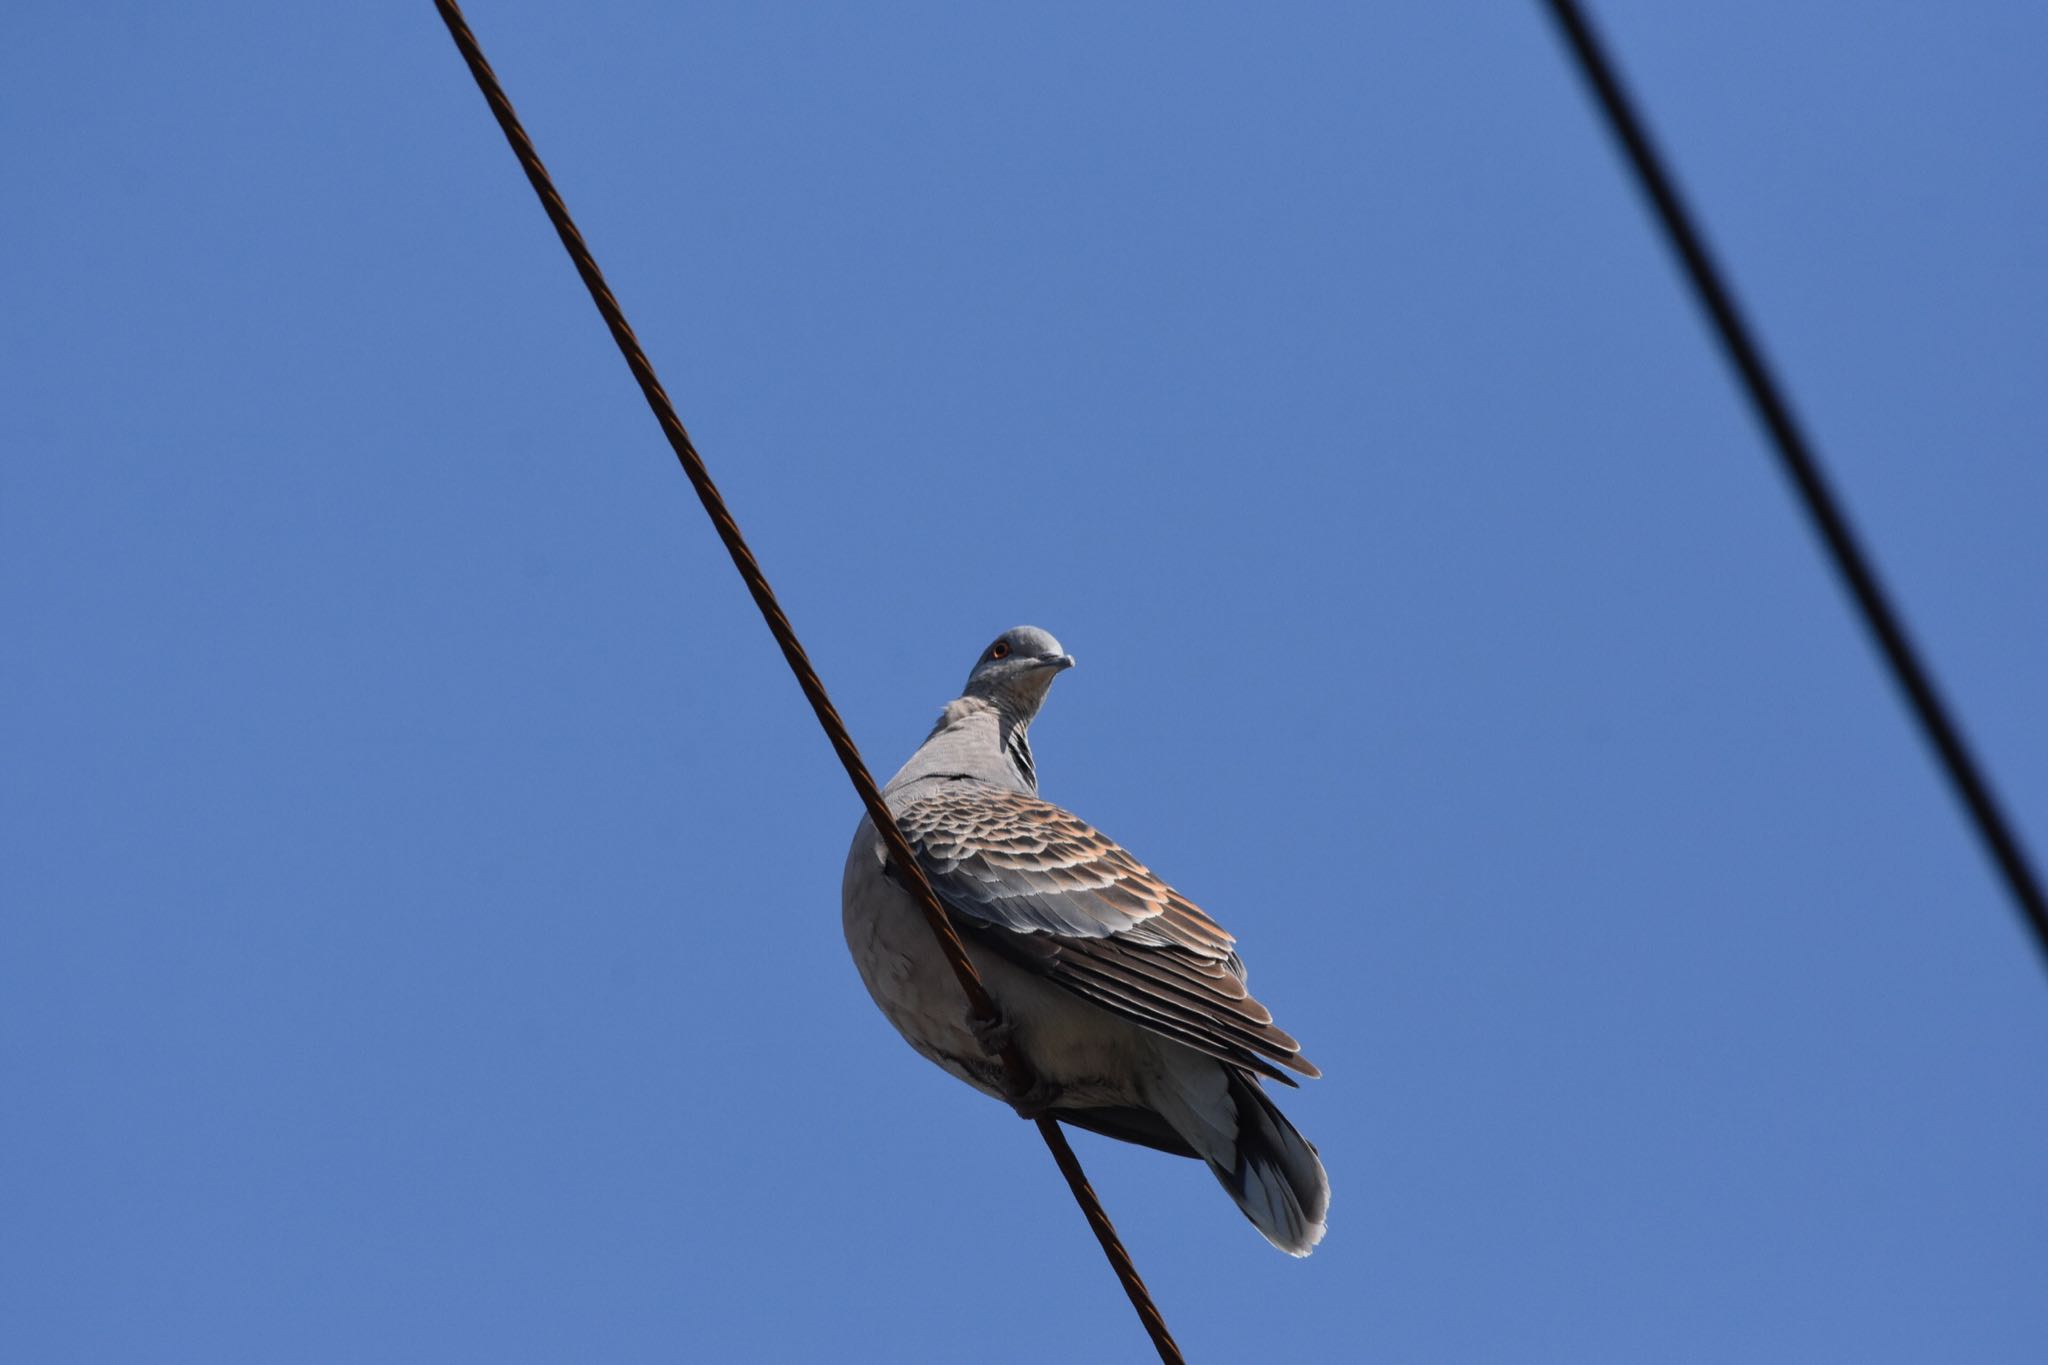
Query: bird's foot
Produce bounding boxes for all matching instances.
[967,1005,1015,1058]
[1003,1073,1065,1121]
[966,1006,1063,1119]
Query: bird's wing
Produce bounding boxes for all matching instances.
[891,784,1319,1084]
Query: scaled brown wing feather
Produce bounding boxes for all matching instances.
[893,784,1320,1084]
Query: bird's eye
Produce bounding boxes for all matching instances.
[990,640,1011,660]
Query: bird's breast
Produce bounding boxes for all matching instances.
[839,816,1154,1109]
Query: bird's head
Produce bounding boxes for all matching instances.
[962,625,1075,720]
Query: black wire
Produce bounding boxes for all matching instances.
[1540,0,2048,971]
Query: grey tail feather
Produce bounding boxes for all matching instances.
[1207,1072,1330,1256]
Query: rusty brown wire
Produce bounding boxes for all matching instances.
[430,2,1185,1359]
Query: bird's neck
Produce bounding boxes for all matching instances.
[886,695,1039,796]
[1001,714,1037,792]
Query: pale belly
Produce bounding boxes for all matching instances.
[840,816,1152,1110]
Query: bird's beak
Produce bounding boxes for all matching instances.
[1034,653,1076,672]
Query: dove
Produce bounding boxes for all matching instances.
[841,626,1329,1255]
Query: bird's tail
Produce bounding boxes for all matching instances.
[1151,1054,1330,1255]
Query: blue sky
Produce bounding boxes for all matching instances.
[5,3,2045,1360]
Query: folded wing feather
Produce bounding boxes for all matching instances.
[891,784,1320,1085]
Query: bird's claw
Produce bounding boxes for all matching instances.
[968,1005,1014,1057]
[967,1006,1062,1118]
[1004,1074,1065,1121]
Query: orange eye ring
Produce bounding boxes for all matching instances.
[990,640,1012,660]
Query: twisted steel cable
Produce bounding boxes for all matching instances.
[431,3,1185,1359]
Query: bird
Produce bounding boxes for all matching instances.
[841,625,1329,1255]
